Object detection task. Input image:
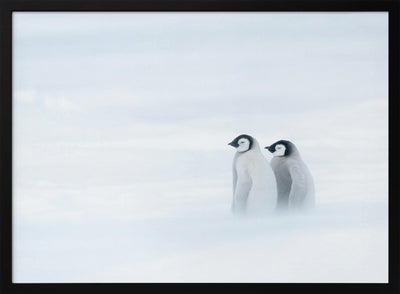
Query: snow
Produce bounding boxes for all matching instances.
[13,176,387,283]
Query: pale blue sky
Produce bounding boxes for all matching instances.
[13,12,388,283]
[14,13,387,121]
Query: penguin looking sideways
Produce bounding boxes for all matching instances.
[228,134,277,216]
[265,140,315,210]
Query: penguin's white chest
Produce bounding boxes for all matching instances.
[233,152,277,215]
[234,155,253,179]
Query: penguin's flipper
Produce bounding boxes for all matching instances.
[288,163,307,208]
[232,160,238,195]
[232,162,238,212]
[233,180,252,214]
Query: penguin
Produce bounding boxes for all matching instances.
[228,134,277,216]
[265,140,315,210]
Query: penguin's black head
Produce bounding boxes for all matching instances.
[265,140,293,157]
[228,134,253,153]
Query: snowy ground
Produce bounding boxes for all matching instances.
[13,176,387,283]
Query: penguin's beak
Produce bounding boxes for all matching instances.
[228,142,238,147]
[264,146,272,153]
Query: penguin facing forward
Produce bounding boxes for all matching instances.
[228,134,277,216]
[265,140,315,210]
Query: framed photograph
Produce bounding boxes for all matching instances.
[1,0,398,293]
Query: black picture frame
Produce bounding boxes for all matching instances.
[1,0,399,293]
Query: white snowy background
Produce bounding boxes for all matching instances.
[12,12,388,283]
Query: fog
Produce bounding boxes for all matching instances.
[13,196,387,282]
